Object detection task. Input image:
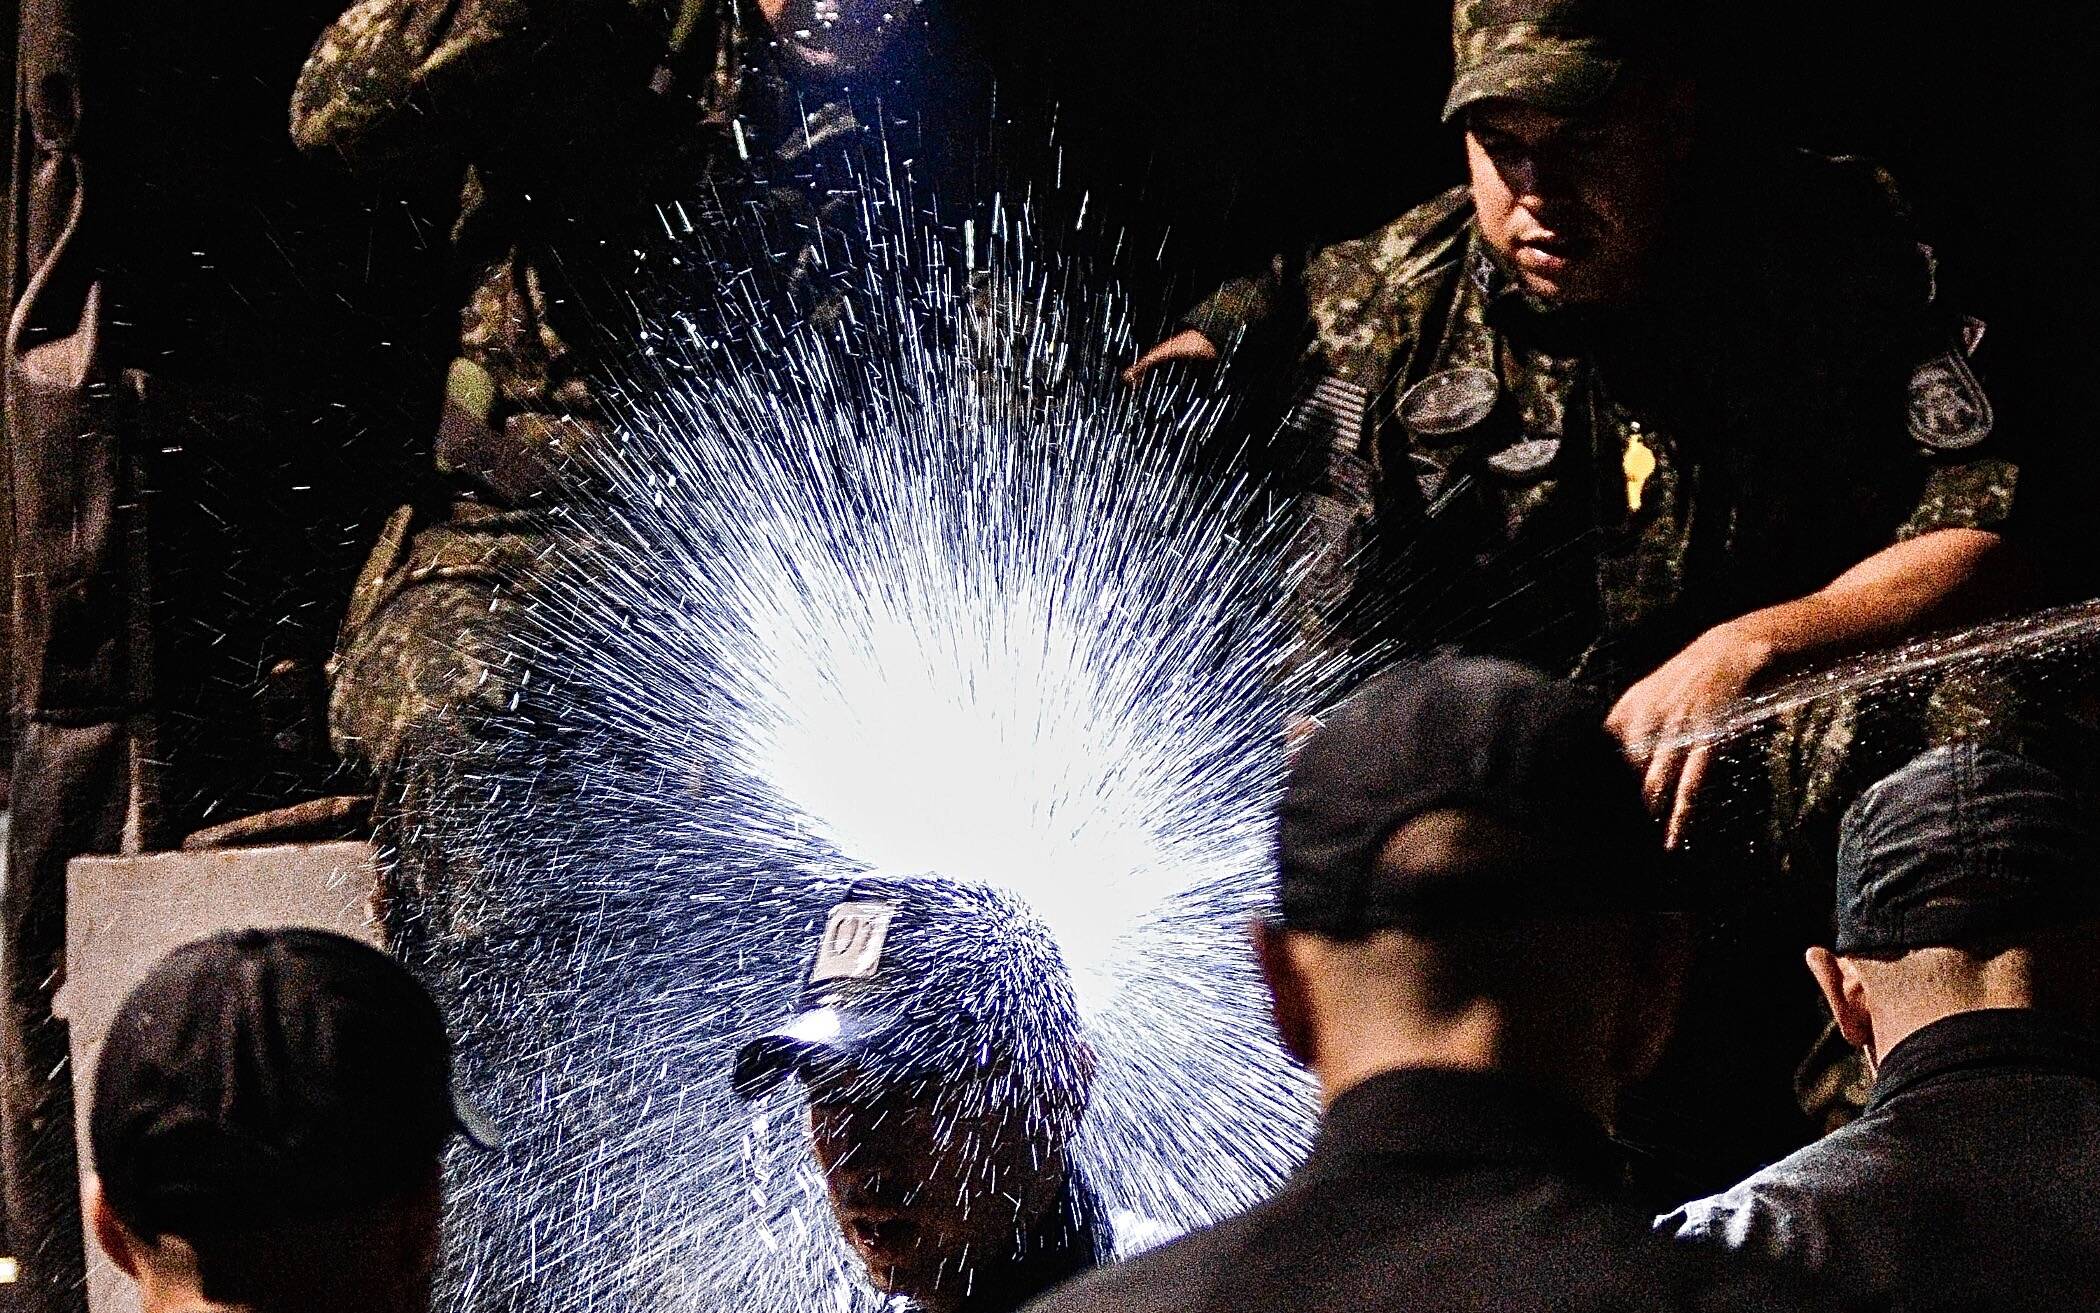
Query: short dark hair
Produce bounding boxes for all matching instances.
[168,1173,441,1308]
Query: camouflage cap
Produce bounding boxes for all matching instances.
[1443,0,1648,123]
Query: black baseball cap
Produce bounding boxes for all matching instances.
[732,874,1085,1099]
[91,928,497,1241]
[1834,744,2100,956]
[1278,654,1665,936]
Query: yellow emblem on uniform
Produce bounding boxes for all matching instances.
[1624,429,1656,515]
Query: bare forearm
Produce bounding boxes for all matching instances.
[1725,528,2015,667]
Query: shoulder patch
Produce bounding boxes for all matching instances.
[1908,350,1994,452]
[1400,367,1499,440]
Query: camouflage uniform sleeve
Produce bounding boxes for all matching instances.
[1276,233,1422,682]
[1175,255,1292,346]
[1281,193,1480,685]
[289,0,618,172]
[1171,254,1361,683]
[1899,454,2017,539]
[1283,393,1381,681]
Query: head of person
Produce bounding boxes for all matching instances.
[734,876,1093,1311]
[1810,745,2100,1074]
[758,0,917,77]
[85,928,495,1313]
[1259,654,1688,1124]
[1445,0,1697,305]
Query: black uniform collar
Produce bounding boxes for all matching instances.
[948,1166,1110,1313]
[1868,1007,2100,1112]
[1304,1066,1625,1185]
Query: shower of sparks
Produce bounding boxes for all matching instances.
[396,153,1337,1312]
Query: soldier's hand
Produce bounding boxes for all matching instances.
[1605,621,1778,848]
[1122,329,1220,388]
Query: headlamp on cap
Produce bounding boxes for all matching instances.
[732,875,1086,1102]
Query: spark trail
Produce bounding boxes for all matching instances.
[405,164,1332,1311]
[1655,598,2100,753]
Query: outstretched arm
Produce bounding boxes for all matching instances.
[293,0,535,171]
[1123,256,1290,387]
[1606,527,2021,845]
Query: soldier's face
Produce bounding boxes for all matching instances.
[1464,83,1690,304]
[804,1063,1071,1306]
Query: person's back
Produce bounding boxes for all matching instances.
[1029,655,1851,1313]
[1666,745,2100,1309]
[1054,1017,1830,1313]
[84,927,494,1313]
[1671,1007,2100,1308]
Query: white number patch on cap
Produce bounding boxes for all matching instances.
[809,902,895,983]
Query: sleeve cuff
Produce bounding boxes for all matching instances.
[1898,457,2018,541]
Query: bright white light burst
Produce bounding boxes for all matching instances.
[413,159,1335,1311]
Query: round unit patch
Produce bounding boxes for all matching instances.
[1907,351,1993,452]
[1399,366,1500,439]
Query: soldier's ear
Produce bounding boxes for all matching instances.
[1805,947,1872,1051]
[1252,921,1317,1070]
[85,1175,144,1279]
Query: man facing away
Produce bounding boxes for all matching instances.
[1027,654,1853,1313]
[1665,744,2100,1309]
[84,927,496,1313]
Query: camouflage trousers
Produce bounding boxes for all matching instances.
[329,499,572,968]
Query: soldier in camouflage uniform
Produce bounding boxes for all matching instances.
[1129,0,2027,1151]
[1132,0,2017,848]
[290,0,904,949]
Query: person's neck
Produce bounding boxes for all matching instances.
[918,1166,1099,1313]
[135,1269,409,1313]
[135,1274,241,1313]
[126,1247,239,1313]
[1868,994,2041,1073]
[1313,1012,1616,1127]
